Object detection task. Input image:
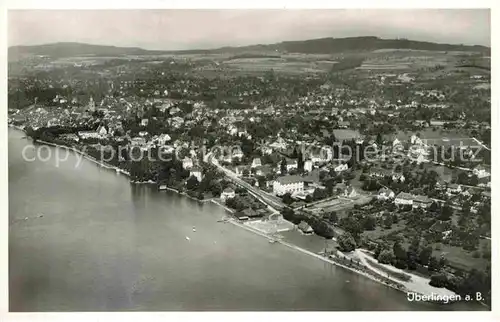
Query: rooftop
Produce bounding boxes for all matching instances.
[396,192,413,200]
[276,175,304,185]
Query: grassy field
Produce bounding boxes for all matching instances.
[434,240,491,271]
[391,128,468,141]
[222,57,333,74]
[361,221,407,241]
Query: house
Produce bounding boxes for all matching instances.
[265,212,283,222]
[334,163,349,173]
[297,221,314,235]
[392,173,406,182]
[221,187,236,202]
[461,188,474,198]
[447,183,462,194]
[473,165,491,179]
[481,191,491,199]
[251,158,262,168]
[157,133,171,145]
[233,165,249,177]
[304,160,313,172]
[369,168,392,178]
[78,131,100,139]
[393,138,402,147]
[232,148,244,160]
[395,192,414,206]
[189,167,203,182]
[344,186,357,198]
[412,195,433,209]
[436,180,448,190]
[269,138,287,150]
[96,124,108,137]
[378,188,395,200]
[286,159,298,171]
[234,212,249,221]
[182,157,194,170]
[273,175,304,196]
[260,145,273,155]
[240,208,260,218]
[410,134,423,145]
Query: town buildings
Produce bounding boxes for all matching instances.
[273,175,304,196]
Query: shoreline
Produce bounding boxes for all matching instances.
[9,126,474,306]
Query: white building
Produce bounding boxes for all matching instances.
[130,137,146,146]
[182,157,194,170]
[286,159,298,171]
[221,187,236,202]
[473,165,490,179]
[334,163,349,173]
[251,158,262,168]
[378,188,395,200]
[410,134,423,146]
[78,131,100,139]
[232,148,244,160]
[344,186,357,198]
[273,175,304,196]
[304,160,313,172]
[97,124,108,137]
[392,173,406,182]
[189,167,203,182]
[157,133,171,145]
[447,183,462,194]
[395,192,413,206]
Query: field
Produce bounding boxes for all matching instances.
[361,221,407,241]
[391,128,469,141]
[221,57,336,74]
[434,240,491,271]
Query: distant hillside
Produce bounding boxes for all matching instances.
[9,36,490,58]
[8,42,171,58]
[268,36,490,54]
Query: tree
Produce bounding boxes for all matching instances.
[186,175,199,190]
[337,232,356,252]
[310,219,335,239]
[339,216,363,237]
[257,176,267,188]
[282,193,294,205]
[419,246,433,266]
[428,256,442,272]
[429,201,439,213]
[429,274,447,288]
[393,241,407,261]
[378,249,394,264]
[363,215,376,231]
[438,202,453,221]
[376,132,383,146]
[282,208,301,224]
[280,158,287,175]
[326,211,338,224]
[297,150,305,172]
[383,215,393,229]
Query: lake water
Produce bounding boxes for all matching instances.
[8,128,485,311]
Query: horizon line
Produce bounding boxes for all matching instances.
[8,35,491,52]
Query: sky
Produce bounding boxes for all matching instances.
[8,9,491,50]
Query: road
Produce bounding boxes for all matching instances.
[206,154,286,212]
